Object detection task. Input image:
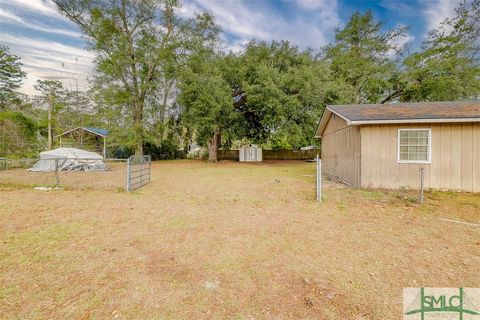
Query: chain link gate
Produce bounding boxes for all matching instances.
[126,155,151,191]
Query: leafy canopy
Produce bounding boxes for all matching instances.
[228,41,344,149]
[323,11,407,104]
[399,0,480,102]
[0,45,26,109]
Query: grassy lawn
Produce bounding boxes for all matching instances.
[0,160,479,319]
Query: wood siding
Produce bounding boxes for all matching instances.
[321,114,361,186]
[360,123,480,192]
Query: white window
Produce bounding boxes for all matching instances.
[397,129,431,163]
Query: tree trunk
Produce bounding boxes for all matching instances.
[207,130,220,162]
[156,80,172,141]
[47,99,52,150]
[133,100,144,155]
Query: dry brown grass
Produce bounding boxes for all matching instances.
[0,160,478,319]
[0,161,127,191]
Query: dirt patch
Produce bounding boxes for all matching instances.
[0,160,478,319]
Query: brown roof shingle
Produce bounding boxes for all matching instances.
[328,101,480,122]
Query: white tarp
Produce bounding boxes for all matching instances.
[29,148,107,172]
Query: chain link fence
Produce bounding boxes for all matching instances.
[0,157,151,191]
[316,156,425,204]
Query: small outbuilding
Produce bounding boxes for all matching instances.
[315,101,480,192]
[239,144,262,162]
[55,127,109,158]
[29,148,107,172]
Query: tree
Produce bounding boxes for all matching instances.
[34,80,66,150]
[227,41,345,149]
[53,0,180,155]
[54,0,220,154]
[0,45,26,110]
[391,0,480,102]
[323,11,407,104]
[0,111,37,157]
[179,52,235,161]
[62,90,93,128]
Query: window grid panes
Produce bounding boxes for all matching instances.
[399,130,429,162]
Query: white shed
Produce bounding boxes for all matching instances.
[239,144,262,162]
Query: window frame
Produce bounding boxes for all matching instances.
[397,128,432,164]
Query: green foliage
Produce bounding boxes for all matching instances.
[144,140,185,160]
[0,111,38,157]
[0,45,26,110]
[228,41,342,149]
[323,11,407,104]
[179,53,235,147]
[53,0,179,154]
[34,80,67,149]
[54,0,219,155]
[3,0,479,159]
[399,0,480,102]
[34,80,66,111]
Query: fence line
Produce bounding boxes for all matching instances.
[1,156,152,192]
[316,157,425,204]
[316,155,321,202]
[218,149,319,161]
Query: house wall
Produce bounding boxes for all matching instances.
[360,123,480,192]
[321,114,361,186]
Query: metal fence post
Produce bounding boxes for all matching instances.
[148,156,151,183]
[126,157,131,192]
[316,154,322,202]
[54,159,59,187]
[419,167,425,204]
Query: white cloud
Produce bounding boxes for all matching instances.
[0,32,94,94]
[1,0,342,94]
[182,0,340,51]
[0,7,81,37]
[0,0,64,20]
[0,7,23,22]
[294,0,334,10]
[0,0,92,94]
[422,0,458,35]
[387,31,415,57]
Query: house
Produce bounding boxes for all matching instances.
[315,101,480,192]
[55,127,110,158]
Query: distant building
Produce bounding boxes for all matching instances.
[55,127,109,158]
[239,144,262,162]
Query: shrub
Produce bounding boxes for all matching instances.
[0,111,38,157]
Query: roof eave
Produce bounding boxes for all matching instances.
[83,127,107,137]
[315,108,331,138]
[350,118,480,125]
[315,106,353,138]
[55,127,107,138]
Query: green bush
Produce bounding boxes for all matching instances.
[0,111,38,157]
[109,139,186,160]
[144,140,185,160]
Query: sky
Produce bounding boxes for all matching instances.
[0,0,460,95]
